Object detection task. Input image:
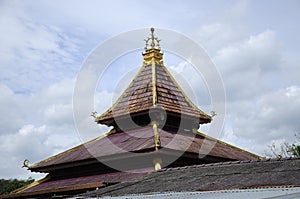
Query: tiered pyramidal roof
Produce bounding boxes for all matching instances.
[28,28,260,172]
[28,28,260,173]
[7,28,261,199]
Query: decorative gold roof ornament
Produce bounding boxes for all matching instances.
[91,111,98,118]
[210,111,217,118]
[143,28,163,65]
[22,159,30,168]
[144,27,161,51]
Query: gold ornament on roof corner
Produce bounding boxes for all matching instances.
[91,111,98,118]
[22,159,30,168]
[211,111,217,118]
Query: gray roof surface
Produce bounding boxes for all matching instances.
[79,158,300,197]
[76,187,300,199]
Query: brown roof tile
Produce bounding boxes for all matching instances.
[96,59,211,126]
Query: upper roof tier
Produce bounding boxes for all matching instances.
[96,28,211,129]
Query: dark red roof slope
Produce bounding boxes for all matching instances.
[29,127,259,172]
[3,168,153,199]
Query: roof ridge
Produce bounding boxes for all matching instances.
[158,63,211,119]
[96,63,148,121]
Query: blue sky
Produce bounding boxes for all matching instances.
[0,0,300,179]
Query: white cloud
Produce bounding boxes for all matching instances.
[197,23,246,52]
[0,1,85,179]
[0,122,80,179]
[216,30,281,73]
[44,104,73,125]
[13,0,191,36]
[221,85,300,155]
[0,1,82,93]
[0,124,48,179]
[3,125,47,153]
[257,86,300,129]
[0,84,30,134]
[0,78,81,179]
[213,30,283,101]
[193,25,300,156]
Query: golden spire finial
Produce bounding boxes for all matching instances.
[143,27,163,65]
[144,27,161,51]
[150,27,155,49]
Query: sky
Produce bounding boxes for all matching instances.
[0,0,300,180]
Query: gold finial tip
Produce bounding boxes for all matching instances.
[144,27,161,52]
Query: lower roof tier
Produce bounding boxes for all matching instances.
[6,158,300,199]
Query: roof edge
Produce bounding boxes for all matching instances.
[193,129,263,160]
[11,175,51,194]
[160,63,212,121]
[1,181,104,199]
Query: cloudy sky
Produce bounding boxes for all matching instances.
[1,0,300,180]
